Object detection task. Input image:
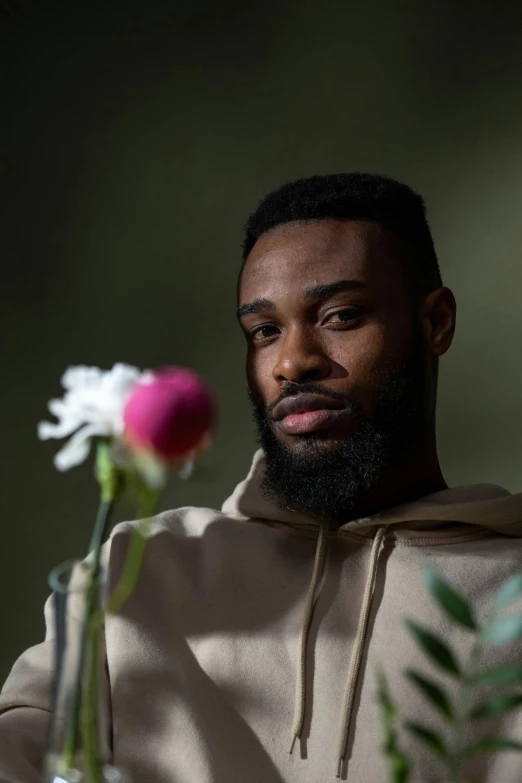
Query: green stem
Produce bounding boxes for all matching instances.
[57,445,157,778]
[447,638,486,782]
[81,614,103,783]
[89,495,113,559]
[60,498,114,771]
[105,519,150,615]
[105,487,158,616]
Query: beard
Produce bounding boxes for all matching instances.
[248,333,428,524]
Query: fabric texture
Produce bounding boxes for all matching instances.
[2,449,522,782]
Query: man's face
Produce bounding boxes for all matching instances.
[237,218,431,519]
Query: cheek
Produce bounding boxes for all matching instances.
[327,325,408,411]
[245,347,275,404]
[328,323,388,373]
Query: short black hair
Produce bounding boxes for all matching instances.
[242,173,442,295]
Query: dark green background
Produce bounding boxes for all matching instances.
[2,0,522,681]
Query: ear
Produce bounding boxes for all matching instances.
[420,287,456,357]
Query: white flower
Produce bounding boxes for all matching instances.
[38,363,148,471]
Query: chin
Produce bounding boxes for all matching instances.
[280,432,347,453]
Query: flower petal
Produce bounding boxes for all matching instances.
[38,420,73,441]
[61,365,102,391]
[37,399,84,440]
[53,424,105,471]
[108,363,143,393]
[39,364,147,464]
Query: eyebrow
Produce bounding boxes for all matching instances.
[236,279,365,320]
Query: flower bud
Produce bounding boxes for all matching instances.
[123,367,215,462]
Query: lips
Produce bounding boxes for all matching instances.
[272,393,349,436]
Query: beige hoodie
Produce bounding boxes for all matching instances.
[1,450,522,783]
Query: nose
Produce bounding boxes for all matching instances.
[272,325,331,385]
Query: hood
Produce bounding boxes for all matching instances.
[222,449,522,538]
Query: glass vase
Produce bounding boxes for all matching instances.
[43,559,128,783]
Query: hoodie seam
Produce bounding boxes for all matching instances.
[336,530,376,545]
[336,529,493,546]
[244,523,493,547]
[392,529,492,547]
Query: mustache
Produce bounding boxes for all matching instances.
[259,382,360,419]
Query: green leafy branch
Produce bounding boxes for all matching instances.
[377,566,522,783]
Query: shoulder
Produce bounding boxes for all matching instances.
[111,505,231,541]
[108,505,275,564]
[108,500,291,554]
[105,507,280,602]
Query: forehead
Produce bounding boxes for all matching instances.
[239,219,406,301]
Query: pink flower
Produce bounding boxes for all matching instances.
[123,367,215,463]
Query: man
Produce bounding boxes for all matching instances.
[2,173,522,782]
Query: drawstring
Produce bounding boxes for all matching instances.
[336,525,388,777]
[289,516,329,754]
[288,521,387,774]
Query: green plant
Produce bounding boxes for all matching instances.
[376,666,411,783]
[378,566,522,783]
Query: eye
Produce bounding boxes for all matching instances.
[325,308,361,324]
[251,324,280,342]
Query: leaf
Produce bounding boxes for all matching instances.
[388,751,410,783]
[375,666,397,724]
[405,620,461,677]
[424,566,477,630]
[495,572,522,610]
[474,663,522,686]
[470,694,522,720]
[405,669,454,720]
[482,615,522,646]
[464,736,522,756]
[404,721,447,758]
[375,667,411,783]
